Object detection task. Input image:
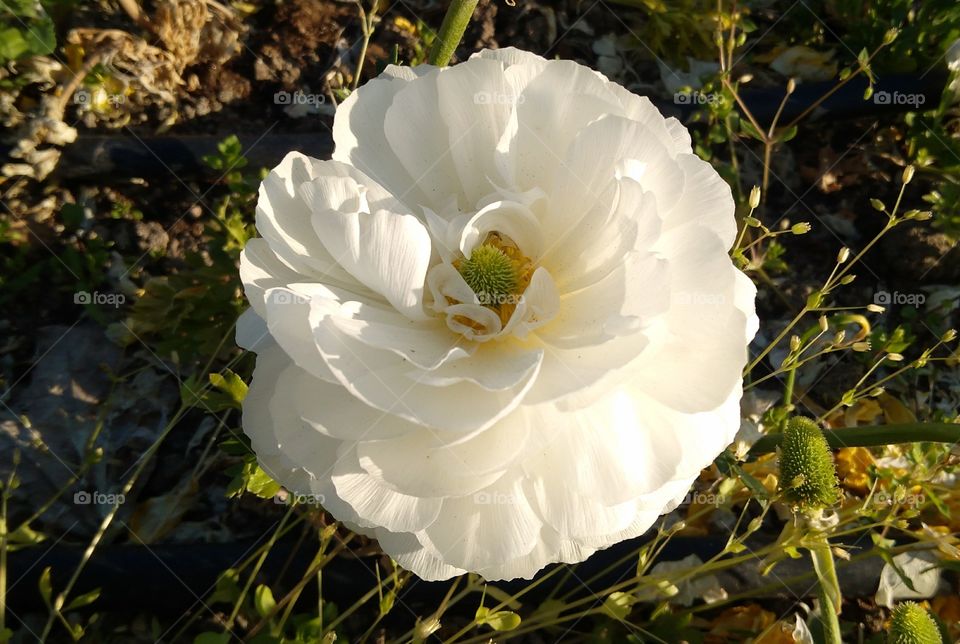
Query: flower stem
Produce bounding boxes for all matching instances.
[809,536,842,644]
[748,422,960,456]
[427,0,479,67]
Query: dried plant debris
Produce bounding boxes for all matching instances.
[1,0,245,179]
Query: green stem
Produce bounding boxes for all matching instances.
[427,0,480,67]
[749,422,960,457]
[809,537,842,644]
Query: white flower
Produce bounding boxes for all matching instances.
[238,47,758,581]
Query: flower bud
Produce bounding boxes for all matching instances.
[902,165,915,185]
[749,186,761,209]
[888,602,942,644]
[786,78,797,94]
[777,416,839,510]
[837,247,850,264]
[942,329,957,343]
[853,341,871,352]
[867,304,885,313]
[887,353,905,362]
[870,198,886,212]
[818,315,828,332]
[791,222,811,235]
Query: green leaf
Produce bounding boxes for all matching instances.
[254,584,276,618]
[208,568,241,605]
[739,118,765,142]
[602,591,635,621]
[778,125,799,143]
[208,369,248,408]
[475,606,521,631]
[243,462,281,499]
[65,588,101,612]
[38,566,53,606]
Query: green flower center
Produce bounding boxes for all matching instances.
[457,244,518,306]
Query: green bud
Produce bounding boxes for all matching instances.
[777,417,839,510]
[889,602,943,644]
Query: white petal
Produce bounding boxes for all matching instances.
[374,528,467,581]
[304,178,433,320]
[263,286,337,382]
[327,299,470,370]
[356,412,529,497]
[437,57,515,207]
[419,476,542,572]
[547,115,683,242]
[383,67,465,210]
[333,74,420,205]
[459,200,543,260]
[332,447,443,532]
[661,153,737,249]
[236,307,270,351]
[538,252,667,350]
[306,296,540,433]
[631,225,751,412]
[255,152,364,285]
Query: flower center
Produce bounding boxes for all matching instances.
[457,244,517,306]
[454,232,534,325]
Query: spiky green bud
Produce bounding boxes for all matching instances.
[458,244,518,306]
[777,416,840,510]
[889,602,942,644]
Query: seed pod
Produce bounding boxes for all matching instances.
[777,417,840,510]
[888,602,943,644]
